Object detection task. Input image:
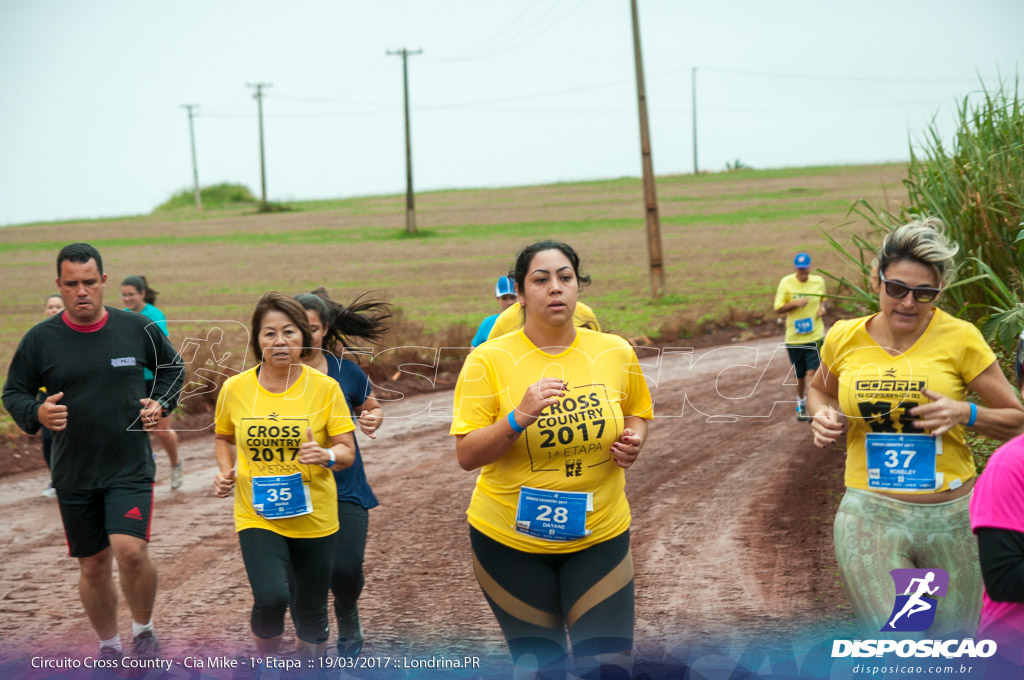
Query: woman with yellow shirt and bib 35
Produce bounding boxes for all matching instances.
[213,293,355,667]
[452,241,653,680]
[808,218,1024,635]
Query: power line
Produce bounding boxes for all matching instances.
[463,0,589,61]
[193,97,954,120]
[325,56,395,96]
[199,64,992,120]
[692,99,953,114]
[674,65,987,84]
[328,59,401,99]
[416,78,634,110]
[431,0,551,63]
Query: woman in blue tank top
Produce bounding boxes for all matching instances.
[121,275,183,490]
[294,289,392,658]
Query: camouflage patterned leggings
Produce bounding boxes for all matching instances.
[834,488,981,637]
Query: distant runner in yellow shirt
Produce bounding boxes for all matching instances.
[773,252,826,421]
[486,299,600,342]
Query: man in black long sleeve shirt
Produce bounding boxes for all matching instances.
[2,243,183,660]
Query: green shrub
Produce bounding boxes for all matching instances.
[154,183,258,212]
[820,78,1024,350]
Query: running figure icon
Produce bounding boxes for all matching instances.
[888,571,940,628]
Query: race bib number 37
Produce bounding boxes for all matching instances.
[865,433,940,491]
[515,486,593,541]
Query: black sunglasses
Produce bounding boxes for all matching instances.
[878,271,942,303]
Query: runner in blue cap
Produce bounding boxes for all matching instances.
[471,275,518,347]
[773,252,827,420]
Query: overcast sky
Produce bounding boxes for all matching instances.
[0,0,1020,226]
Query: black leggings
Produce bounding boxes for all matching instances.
[331,502,369,619]
[238,528,336,644]
[469,527,634,680]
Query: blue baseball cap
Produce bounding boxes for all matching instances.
[495,276,515,297]
[794,252,811,269]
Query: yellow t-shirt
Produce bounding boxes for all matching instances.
[486,300,601,343]
[820,309,995,493]
[451,328,654,553]
[214,364,355,538]
[774,273,826,344]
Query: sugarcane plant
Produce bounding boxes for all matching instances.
[819,78,1024,351]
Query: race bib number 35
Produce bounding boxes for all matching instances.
[865,433,940,491]
[252,472,313,519]
[514,486,593,541]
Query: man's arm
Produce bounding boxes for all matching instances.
[773,279,805,314]
[776,298,808,313]
[2,335,43,435]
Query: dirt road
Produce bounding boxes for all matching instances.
[0,336,849,675]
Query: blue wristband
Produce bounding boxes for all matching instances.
[967,402,977,427]
[507,411,525,434]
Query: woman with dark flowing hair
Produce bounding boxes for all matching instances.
[295,288,391,658]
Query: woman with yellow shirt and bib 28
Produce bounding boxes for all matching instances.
[452,241,653,680]
[213,293,356,666]
[808,218,1024,635]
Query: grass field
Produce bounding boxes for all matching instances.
[0,162,907,426]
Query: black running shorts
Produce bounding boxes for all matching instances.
[786,339,823,379]
[55,483,154,557]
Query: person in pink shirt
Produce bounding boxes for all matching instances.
[970,332,1024,665]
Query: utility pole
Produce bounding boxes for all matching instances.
[387,48,422,235]
[691,67,699,174]
[180,104,202,211]
[630,0,665,298]
[246,82,272,205]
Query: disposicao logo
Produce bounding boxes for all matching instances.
[831,568,998,659]
[881,568,948,633]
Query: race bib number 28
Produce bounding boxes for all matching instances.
[514,486,593,541]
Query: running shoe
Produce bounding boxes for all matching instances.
[132,630,161,659]
[98,645,121,661]
[336,607,364,658]
[42,484,56,498]
[170,463,184,490]
[796,402,811,422]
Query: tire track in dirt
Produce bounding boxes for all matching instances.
[0,337,849,666]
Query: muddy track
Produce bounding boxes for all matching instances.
[0,337,849,669]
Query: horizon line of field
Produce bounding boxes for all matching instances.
[0,201,854,253]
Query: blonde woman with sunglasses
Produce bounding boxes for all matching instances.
[808,217,1024,635]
